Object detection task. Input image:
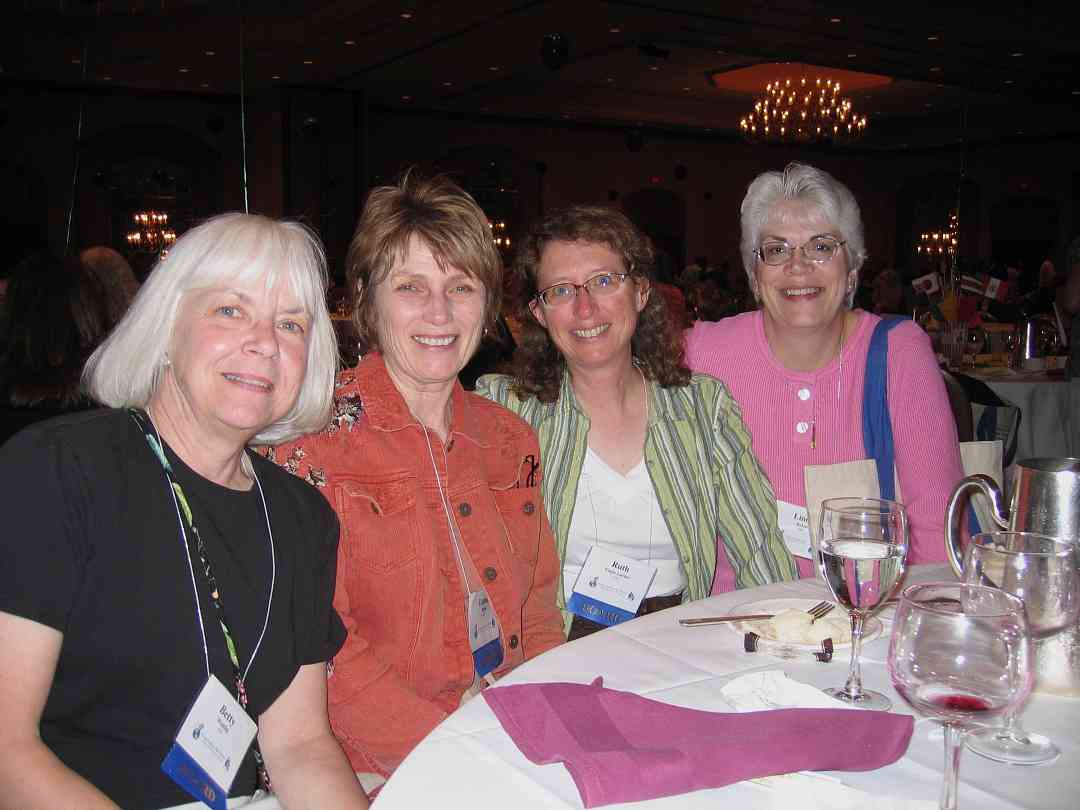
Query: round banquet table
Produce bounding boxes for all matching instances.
[964,369,1076,460]
[374,564,1080,810]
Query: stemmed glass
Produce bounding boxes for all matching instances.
[889,582,1033,810]
[961,531,1079,765]
[816,497,909,710]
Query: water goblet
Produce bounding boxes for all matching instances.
[962,531,1080,765]
[889,582,1033,810]
[816,497,909,710]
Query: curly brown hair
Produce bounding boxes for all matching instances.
[509,205,690,403]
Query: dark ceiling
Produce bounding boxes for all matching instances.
[7,0,1080,151]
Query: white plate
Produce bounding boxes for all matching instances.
[724,597,882,650]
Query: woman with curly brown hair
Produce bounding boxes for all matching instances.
[476,205,796,640]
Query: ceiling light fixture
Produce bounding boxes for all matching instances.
[126,211,176,256]
[739,75,869,144]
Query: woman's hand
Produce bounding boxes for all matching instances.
[0,612,121,810]
[258,662,369,809]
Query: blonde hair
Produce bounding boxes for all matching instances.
[83,212,338,444]
[346,171,502,348]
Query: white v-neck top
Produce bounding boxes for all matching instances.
[562,447,685,601]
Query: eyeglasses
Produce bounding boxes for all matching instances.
[534,272,632,308]
[755,235,847,267]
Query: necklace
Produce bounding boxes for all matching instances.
[811,315,846,450]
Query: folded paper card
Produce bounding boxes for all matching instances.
[483,676,913,808]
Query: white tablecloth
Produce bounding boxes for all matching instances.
[968,370,1075,460]
[375,564,1080,810]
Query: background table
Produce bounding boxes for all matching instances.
[376,564,1080,810]
[965,369,1075,460]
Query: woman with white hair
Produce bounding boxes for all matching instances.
[686,163,962,582]
[0,214,369,808]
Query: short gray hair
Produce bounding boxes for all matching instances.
[740,162,868,307]
[83,212,338,444]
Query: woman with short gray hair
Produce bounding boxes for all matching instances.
[687,162,961,585]
[0,213,368,808]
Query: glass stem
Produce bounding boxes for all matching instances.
[996,706,1027,744]
[941,723,964,810]
[842,611,866,700]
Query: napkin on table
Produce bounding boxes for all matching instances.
[482,676,914,808]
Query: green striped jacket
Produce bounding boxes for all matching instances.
[474,372,797,621]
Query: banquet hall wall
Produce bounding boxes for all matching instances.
[3,84,1077,284]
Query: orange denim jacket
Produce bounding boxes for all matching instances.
[267,353,564,776]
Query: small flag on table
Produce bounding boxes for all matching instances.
[912,271,940,296]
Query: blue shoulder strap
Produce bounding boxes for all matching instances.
[861,317,908,501]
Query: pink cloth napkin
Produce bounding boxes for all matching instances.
[483,677,913,808]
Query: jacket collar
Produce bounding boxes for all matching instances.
[353,352,488,447]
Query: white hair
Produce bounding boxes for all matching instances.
[740,162,868,307]
[83,212,338,444]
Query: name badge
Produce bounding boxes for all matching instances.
[777,500,812,559]
[566,547,656,628]
[161,675,258,810]
[467,591,504,677]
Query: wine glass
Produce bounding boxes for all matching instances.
[961,531,1079,765]
[889,582,1033,810]
[816,497,909,710]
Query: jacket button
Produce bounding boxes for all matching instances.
[458,502,472,517]
[522,501,535,515]
[483,566,497,581]
[509,634,519,649]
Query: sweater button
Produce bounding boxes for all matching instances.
[458,502,472,517]
[483,566,498,581]
[522,501,536,515]
[796,421,810,434]
[509,634,519,649]
[797,387,811,401]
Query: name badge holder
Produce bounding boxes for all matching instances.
[131,410,275,807]
[421,423,504,679]
[777,499,812,560]
[567,546,657,628]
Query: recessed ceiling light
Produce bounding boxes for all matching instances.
[401,95,411,101]
[71,58,81,64]
[929,66,941,72]
[179,67,189,73]
[648,64,660,71]
[927,35,939,41]
[400,12,413,19]
[303,59,314,65]
[442,80,452,86]
[683,86,691,91]
[345,40,356,46]
[1011,52,1024,57]
[609,26,621,34]
[271,74,280,80]
[488,65,500,71]
[201,82,209,88]
[847,53,857,58]
[103,75,112,81]
[205,50,215,56]
[830,17,841,23]
[1004,79,1014,84]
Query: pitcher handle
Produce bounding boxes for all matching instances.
[944,474,1010,578]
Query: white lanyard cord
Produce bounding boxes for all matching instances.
[152,419,276,685]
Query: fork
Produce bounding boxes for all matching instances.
[806,600,835,624]
[678,600,835,626]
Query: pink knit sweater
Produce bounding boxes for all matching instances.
[686,310,961,582]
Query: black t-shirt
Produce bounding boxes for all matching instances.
[0,408,346,809]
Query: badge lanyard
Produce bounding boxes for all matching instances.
[131,409,276,791]
[420,422,503,683]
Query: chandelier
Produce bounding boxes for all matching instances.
[126,211,176,255]
[489,219,512,251]
[739,76,869,144]
[915,211,959,257]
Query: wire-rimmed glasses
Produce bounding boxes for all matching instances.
[755,235,847,266]
[533,272,632,308]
